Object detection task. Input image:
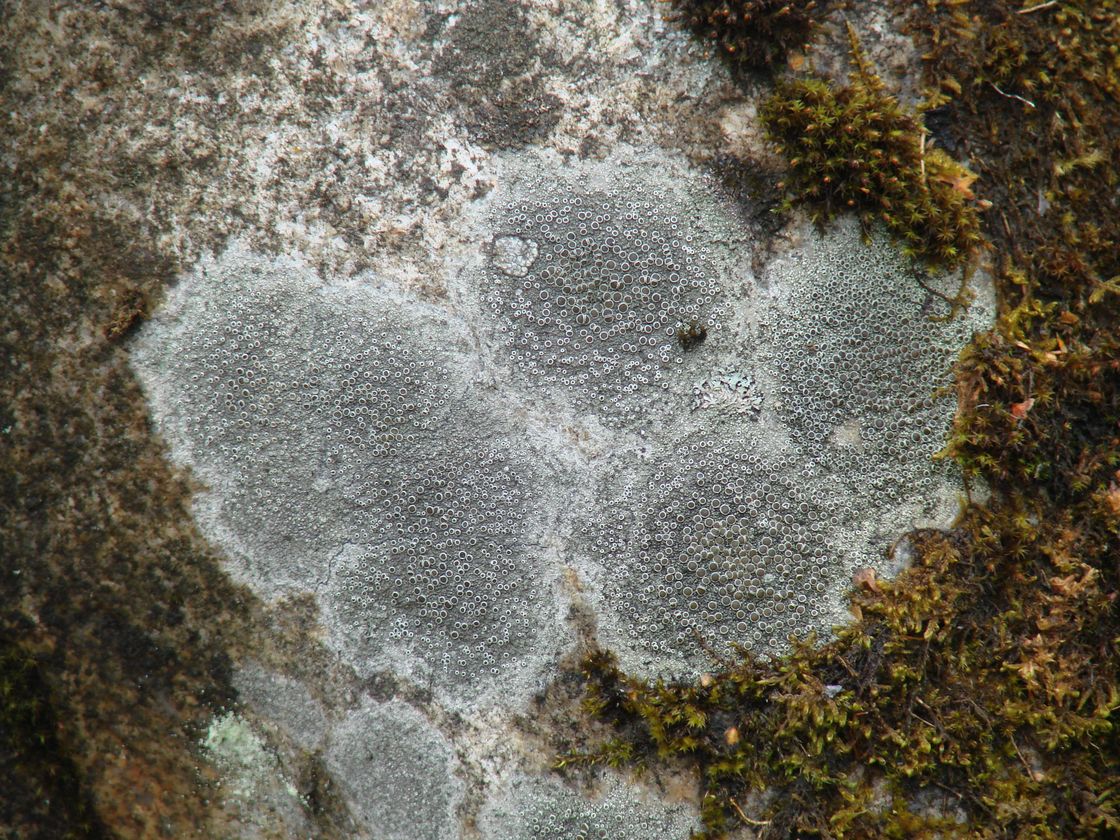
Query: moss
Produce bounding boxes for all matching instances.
[759,26,985,272]
[563,3,1120,838]
[904,0,1120,306]
[666,1,831,71]
[566,519,1119,837]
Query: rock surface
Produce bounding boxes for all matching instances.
[3,1,992,837]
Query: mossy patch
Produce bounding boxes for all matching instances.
[562,2,1120,837]
[566,516,1118,837]
[760,26,985,272]
[666,1,831,71]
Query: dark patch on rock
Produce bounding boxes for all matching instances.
[922,103,964,157]
[0,626,111,840]
[0,3,289,835]
[433,0,562,149]
[296,750,359,835]
[464,90,564,149]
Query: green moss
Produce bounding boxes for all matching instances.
[666,0,829,71]
[562,3,1120,838]
[760,26,984,271]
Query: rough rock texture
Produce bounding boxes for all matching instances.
[2,1,992,837]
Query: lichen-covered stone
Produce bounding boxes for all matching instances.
[132,243,566,706]
[3,0,1009,836]
[324,699,463,840]
[131,144,992,829]
[478,774,701,840]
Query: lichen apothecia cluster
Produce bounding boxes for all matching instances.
[483,187,722,421]
[583,220,984,665]
[133,153,986,700]
[131,250,555,702]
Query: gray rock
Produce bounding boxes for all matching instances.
[478,774,701,840]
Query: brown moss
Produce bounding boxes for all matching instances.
[666,1,831,71]
[567,511,1118,837]
[904,0,1120,312]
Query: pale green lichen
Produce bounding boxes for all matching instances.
[202,712,280,801]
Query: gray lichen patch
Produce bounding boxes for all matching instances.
[571,216,994,675]
[460,148,754,427]
[760,218,985,465]
[132,244,462,595]
[320,443,552,690]
[583,429,838,665]
[231,662,330,754]
[324,698,464,840]
[477,774,701,840]
[757,217,993,564]
[130,142,993,834]
[130,242,568,707]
